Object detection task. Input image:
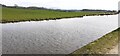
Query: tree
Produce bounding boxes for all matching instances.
[14,4,18,8]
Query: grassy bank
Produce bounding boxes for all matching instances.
[71,28,119,54]
[1,7,115,23]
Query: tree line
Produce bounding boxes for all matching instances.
[0,4,118,13]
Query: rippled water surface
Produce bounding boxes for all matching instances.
[2,15,118,54]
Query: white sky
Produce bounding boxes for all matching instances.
[0,0,120,10]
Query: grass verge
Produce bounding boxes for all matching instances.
[70,28,119,55]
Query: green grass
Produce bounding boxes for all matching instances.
[1,7,114,23]
[70,28,119,55]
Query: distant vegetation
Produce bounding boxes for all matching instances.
[0,4,117,12]
[0,4,118,23]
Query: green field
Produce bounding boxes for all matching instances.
[71,28,119,54]
[1,7,114,23]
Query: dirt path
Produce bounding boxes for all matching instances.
[107,45,118,54]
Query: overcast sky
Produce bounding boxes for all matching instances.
[0,0,120,10]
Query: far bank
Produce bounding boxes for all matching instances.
[1,7,117,23]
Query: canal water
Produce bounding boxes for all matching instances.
[1,15,118,54]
